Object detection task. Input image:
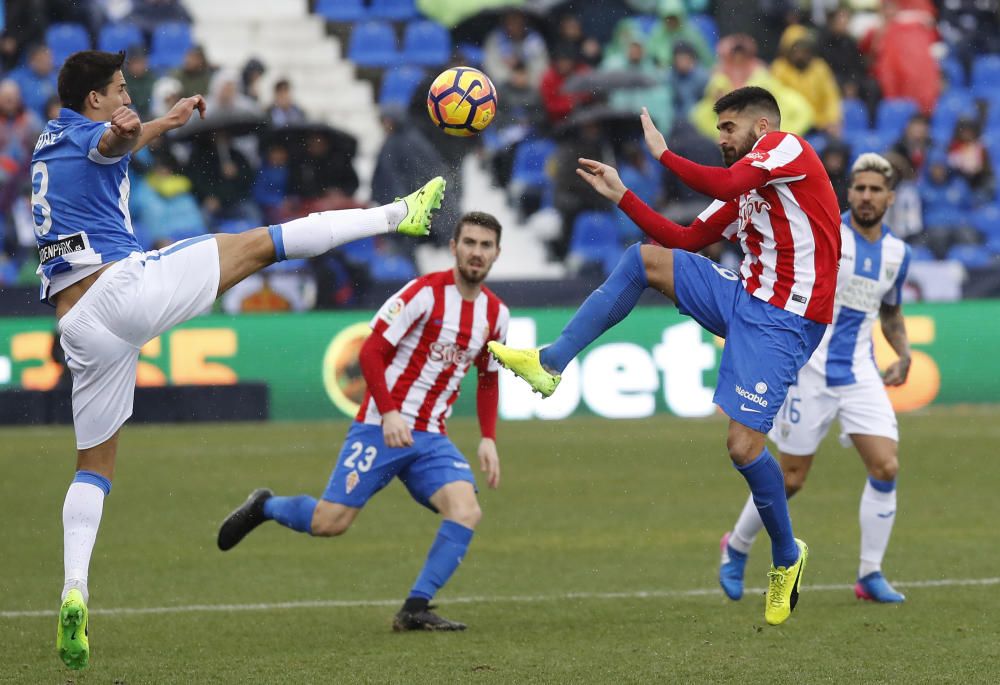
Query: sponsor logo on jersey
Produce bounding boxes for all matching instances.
[429,341,473,368]
[745,151,770,163]
[451,461,471,470]
[38,233,86,263]
[33,130,64,151]
[345,469,360,494]
[739,197,772,224]
[378,298,404,324]
[791,293,807,304]
[735,384,768,407]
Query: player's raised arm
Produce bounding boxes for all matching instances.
[97,105,142,158]
[133,94,207,152]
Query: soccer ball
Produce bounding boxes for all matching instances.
[426,66,498,137]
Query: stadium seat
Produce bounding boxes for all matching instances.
[371,254,418,281]
[347,21,400,68]
[946,244,994,268]
[931,91,977,141]
[149,22,192,70]
[908,244,936,262]
[987,236,1000,256]
[370,0,419,21]
[401,20,452,66]
[46,23,90,66]
[848,130,893,161]
[378,65,425,108]
[940,56,967,89]
[970,204,1000,242]
[99,23,144,53]
[315,0,367,22]
[841,99,870,132]
[804,131,828,156]
[338,236,377,264]
[457,43,484,66]
[569,212,625,275]
[510,138,556,189]
[876,99,919,139]
[923,205,969,230]
[971,55,1000,98]
[689,14,719,52]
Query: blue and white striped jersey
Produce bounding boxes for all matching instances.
[31,108,141,303]
[804,212,911,386]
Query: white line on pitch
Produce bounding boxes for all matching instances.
[2,577,998,620]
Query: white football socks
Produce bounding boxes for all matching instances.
[275,203,407,260]
[859,478,897,578]
[729,493,764,554]
[62,482,106,603]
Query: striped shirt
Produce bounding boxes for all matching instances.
[356,269,509,433]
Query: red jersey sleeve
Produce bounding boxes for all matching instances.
[733,131,811,185]
[370,279,431,346]
[358,330,398,414]
[618,191,740,251]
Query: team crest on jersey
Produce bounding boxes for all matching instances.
[886,268,896,279]
[755,382,768,394]
[780,423,791,439]
[346,470,360,494]
[379,298,404,324]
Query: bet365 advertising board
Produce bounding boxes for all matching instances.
[0,301,990,421]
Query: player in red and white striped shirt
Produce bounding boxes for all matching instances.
[218,212,509,632]
[489,87,841,626]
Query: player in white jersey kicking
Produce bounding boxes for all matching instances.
[34,50,445,670]
[218,212,509,631]
[719,153,912,604]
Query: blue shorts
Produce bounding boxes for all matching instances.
[673,250,827,433]
[322,422,476,511]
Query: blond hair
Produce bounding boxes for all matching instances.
[850,152,895,187]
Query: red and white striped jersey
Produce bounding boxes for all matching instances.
[697,131,842,323]
[357,269,510,433]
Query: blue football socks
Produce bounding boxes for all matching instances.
[409,520,475,600]
[263,495,317,534]
[735,447,799,568]
[540,243,649,373]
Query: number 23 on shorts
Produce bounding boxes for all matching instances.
[343,441,378,473]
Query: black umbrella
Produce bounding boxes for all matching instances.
[170,110,268,141]
[263,122,358,160]
[562,70,661,95]
[452,4,554,47]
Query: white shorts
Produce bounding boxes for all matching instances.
[769,364,899,456]
[57,236,220,449]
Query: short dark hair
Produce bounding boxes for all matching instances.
[58,50,126,112]
[453,211,502,243]
[713,86,781,127]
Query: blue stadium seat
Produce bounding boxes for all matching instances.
[457,43,484,66]
[99,23,144,53]
[315,0,367,22]
[569,212,625,275]
[804,131,828,156]
[842,99,869,132]
[348,21,400,68]
[932,91,977,141]
[339,236,377,264]
[510,138,556,189]
[987,236,1000,256]
[149,22,192,70]
[940,55,967,89]
[946,244,993,268]
[876,99,919,139]
[924,206,969,230]
[970,204,1000,241]
[971,55,1000,98]
[848,130,893,161]
[370,0,418,21]
[371,254,418,281]
[908,244,936,262]
[379,65,425,108]
[689,14,719,52]
[401,20,451,66]
[46,23,90,66]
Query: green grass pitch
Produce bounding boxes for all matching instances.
[1,407,997,683]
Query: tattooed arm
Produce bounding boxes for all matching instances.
[879,303,911,386]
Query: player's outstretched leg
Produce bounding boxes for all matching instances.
[488,243,650,397]
[56,588,89,670]
[765,538,808,626]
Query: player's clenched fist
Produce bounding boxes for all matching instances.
[382,410,414,448]
[110,106,141,139]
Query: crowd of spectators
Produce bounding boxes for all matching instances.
[2,0,1000,301]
